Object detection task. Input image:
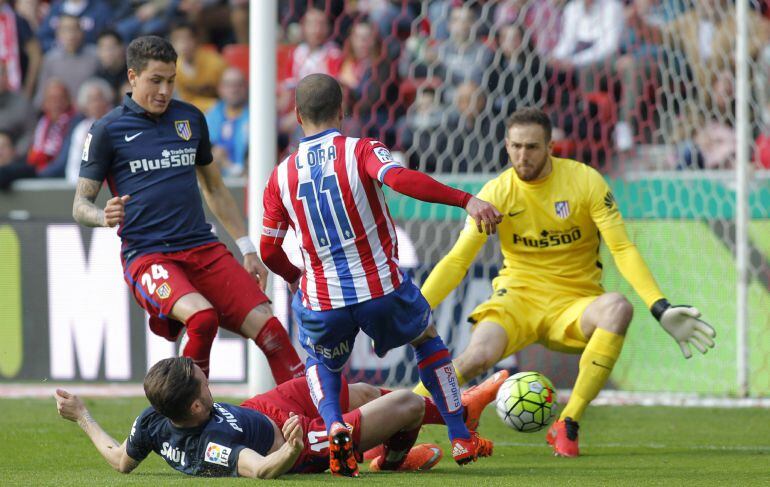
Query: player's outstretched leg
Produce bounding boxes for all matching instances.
[549,293,631,457]
[180,308,218,377]
[410,331,481,465]
[305,357,356,476]
[240,305,305,384]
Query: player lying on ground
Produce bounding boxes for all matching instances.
[260,73,502,476]
[413,107,717,457]
[55,357,504,478]
[72,35,303,382]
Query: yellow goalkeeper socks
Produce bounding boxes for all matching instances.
[413,364,466,397]
[560,328,625,422]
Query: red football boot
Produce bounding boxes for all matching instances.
[369,443,443,472]
[547,417,580,457]
[461,370,510,431]
[329,422,359,477]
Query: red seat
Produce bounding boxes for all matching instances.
[222,43,249,78]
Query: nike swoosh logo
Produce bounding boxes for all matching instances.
[214,415,224,423]
[289,363,304,372]
[508,209,525,217]
[591,360,612,371]
[124,132,143,142]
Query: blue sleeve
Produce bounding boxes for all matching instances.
[16,15,33,46]
[235,406,275,456]
[125,408,154,462]
[79,121,112,181]
[196,109,213,166]
[205,106,223,146]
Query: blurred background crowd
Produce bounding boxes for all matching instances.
[1,0,770,191]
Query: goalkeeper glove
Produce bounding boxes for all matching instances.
[651,299,716,359]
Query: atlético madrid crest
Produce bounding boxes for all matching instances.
[175,120,192,140]
[554,200,570,219]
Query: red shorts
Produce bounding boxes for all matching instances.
[240,377,362,474]
[123,242,269,340]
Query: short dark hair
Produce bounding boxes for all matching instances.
[126,35,177,74]
[295,73,343,125]
[143,357,200,422]
[506,107,552,142]
[97,28,123,44]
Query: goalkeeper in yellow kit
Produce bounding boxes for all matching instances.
[414,108,717,457]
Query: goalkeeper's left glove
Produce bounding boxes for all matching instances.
[651,299,716,359]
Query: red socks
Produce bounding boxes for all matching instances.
[182,308,219,377]
[254,317,305,384]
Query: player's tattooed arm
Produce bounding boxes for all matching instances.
[55,389,140,473]
[73,177,105,227]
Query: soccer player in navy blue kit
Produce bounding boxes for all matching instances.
[55,357,505,476]
[71,35,303,382]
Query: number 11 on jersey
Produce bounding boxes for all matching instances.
[298,175,354,247]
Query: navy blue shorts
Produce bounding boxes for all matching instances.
[293,275,431,371]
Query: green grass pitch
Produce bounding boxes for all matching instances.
[1,397,768,486]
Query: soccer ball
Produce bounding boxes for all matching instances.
[495,371,557,432]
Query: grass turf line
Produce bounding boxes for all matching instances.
[1,397,768,486]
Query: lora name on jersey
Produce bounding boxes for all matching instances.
[129,147,197,173]
[296,144,337,169]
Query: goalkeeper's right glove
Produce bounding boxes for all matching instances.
[651,299,717,359]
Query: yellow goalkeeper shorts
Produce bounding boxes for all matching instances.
[467,285,600,358]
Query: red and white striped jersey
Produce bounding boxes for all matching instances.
[262,129,404,311]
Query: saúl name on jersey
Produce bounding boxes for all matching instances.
[160,441,187,466]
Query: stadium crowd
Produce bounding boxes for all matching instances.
[1,0,770,191]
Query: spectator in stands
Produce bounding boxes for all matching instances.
[614,0,689,151]
[488,24,548,116]
[427,0,494,41]
[0,78,74,189]
[630,0,770,149]
[0,131,21,169]
[550,0,624,90]
[278,7,342,138]
[401,83,443,141]
[37,0,113,52]
[403,4,492,104]
[15,0,48,32]
[94,29,126,103]
[113,0,176,42]
[339,19,400,145]
[169,21,227,112]
[0,0,42,99]
[283,8,342,86]
[0,61,36,155]
[493,0,565,58]
[34,14,99,107]
[404,80,504,173]
[206,67,248,177]
[230,0,249,44]
[678,70,736,170]
[39,78,113,181]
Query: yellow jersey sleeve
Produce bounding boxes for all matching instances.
[595,190,666,308]
[586,167,624,232]
[420,180,499,308]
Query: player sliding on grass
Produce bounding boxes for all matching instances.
[55,357,504,477]
[72,35,303,382]
[413,107,717,457]
[259,73,502,476]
